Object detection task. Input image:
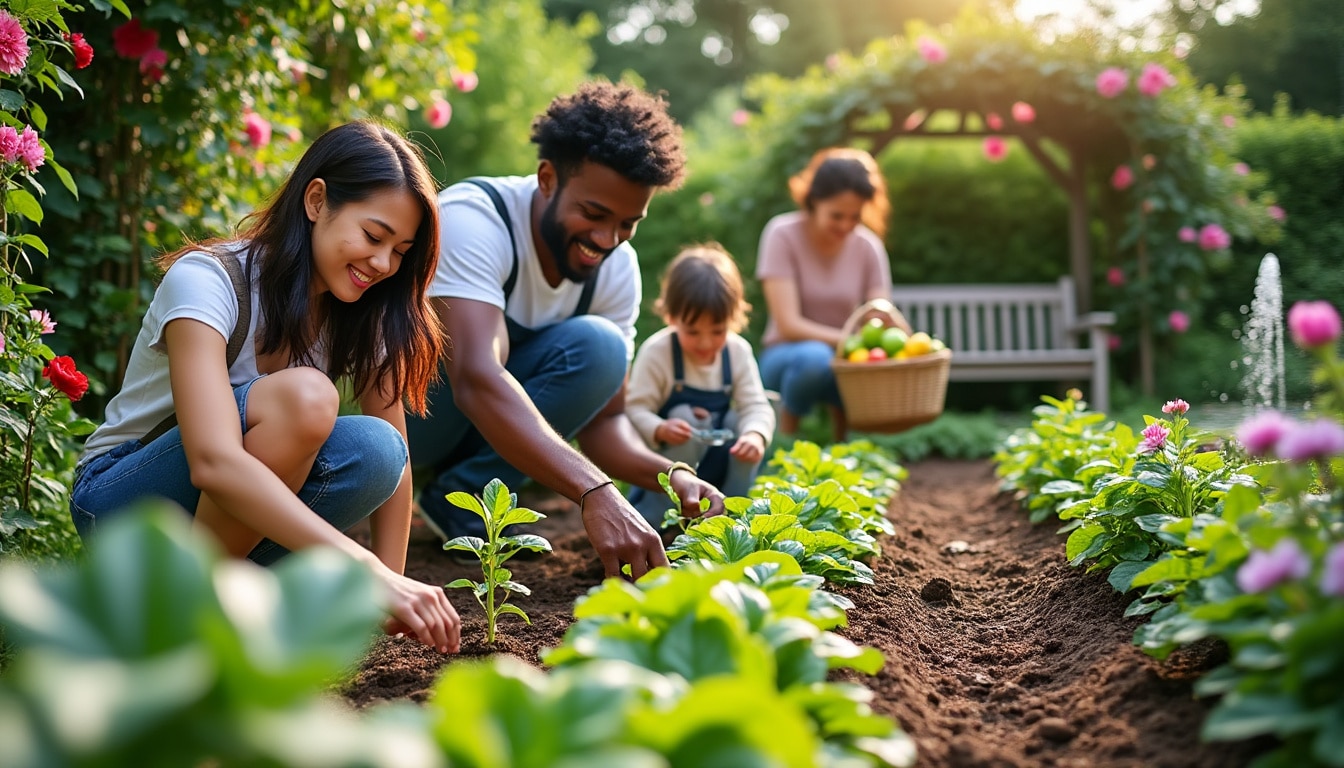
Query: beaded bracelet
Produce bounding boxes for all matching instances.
[665,461,697,479]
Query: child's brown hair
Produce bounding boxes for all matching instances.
[654,243,750,333]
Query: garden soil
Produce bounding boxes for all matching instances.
[342,459,1266,767]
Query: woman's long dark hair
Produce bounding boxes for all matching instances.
[158,120,444,414]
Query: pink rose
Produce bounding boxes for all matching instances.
[1162,399,1189,415]
[731,109,749,127]
[1168,310,1190,334]
[1267,205,1286,222]
[1110,165,1134,191]
[1237,539,1310,593]
[1197,223,1231,251]
[1095,67,1128,98]
[244,113,272,147]
[917,36,947,64]
[452,70,478,93]
[985,112,1003,131]
[1233,162,1250,176]
[1286,301,1341,349]
[982,136,1007,163]
[1236,410,1292,456]
[1107,267,1125,287]
[1137,62,1175,97]
[1222,115,1236,128]
[1011,101,1035,123]
[426,99,452,129]
[1277,419,1344,463]
[1139,422,1171,454]
[1178,226,1196,243]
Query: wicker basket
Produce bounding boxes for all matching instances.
[831,300,952,433]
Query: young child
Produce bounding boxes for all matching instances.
[625,244,776,524]
[69,121,460,654]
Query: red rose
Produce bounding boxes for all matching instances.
[64,32,94,70]
[43,355,89,402]
[111,19,158,60]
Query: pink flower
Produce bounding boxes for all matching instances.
[982,136,1007,163]
[1233,162,1250,176]
[139,47,167,81]
[1321,543,1344,597]
[1110,165,1134,191]
[426,98,452,129]
[1267,205,1286,222]
[1222,115,1236,128]
[1138,422,1171,454]
[1137,62,1176,97]
[731,109,749,127]
[916,36,947,64]
[1107,267,1125,287]
[112,19,158,60]
[1197,223,1231,251]
[452,70,478,93]
[1277,419,1344,463]
[1286,301,1341,349]
[1108,334,1121,351]
[1177,226,1196,243]
[1095,67,1128,98]
[1236,410,1292,456]
[0,10,30,76]
[1011,101,1035,124]
[0,124,19,164]
[65,32,94,70]
[244,113,271,147]
[985,112,1003,131]
[1168,310,1190,334]
[411,22,426,43]
[287,127,301,143]
[29,309,56,334]
[1162,399,1189,415]
[1142,154,1156,170]
[1237,539,1311,593]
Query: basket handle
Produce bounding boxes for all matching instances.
[838,298,912,343]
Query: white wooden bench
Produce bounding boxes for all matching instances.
[889,276,1115,413]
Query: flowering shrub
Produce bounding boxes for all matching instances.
[1,2,99,559]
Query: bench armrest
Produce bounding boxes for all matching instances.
[1068,311,1116,332]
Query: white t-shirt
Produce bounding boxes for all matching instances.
[80,244,304,462]
[429,175,641,358]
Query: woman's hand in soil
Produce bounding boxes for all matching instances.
[729,432,766,463]
[668,468,726,520]
[580,482,668,580]
[655,418,694,446]
[378,570,460,653]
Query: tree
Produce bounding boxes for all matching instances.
[1168,0,1343,115]
[544,0,970,121]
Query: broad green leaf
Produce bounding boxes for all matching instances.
[1065,523,1103,561]
[1130,556,1200,588]
[495,603,530,624]
[1107,560,1152,593]
[1202,694,1314,740]
[445,578,477,590]
[445,491,485,519]
[498,580,530,596]
[502,534,552,552]
[442,535,486,555]
[4,189,43,224]
[498,506,545,528]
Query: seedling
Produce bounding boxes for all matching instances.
[443,479,552,643]
[658,470,711,532]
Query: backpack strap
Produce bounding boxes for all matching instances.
[139,249,251,445]
[461,177,520,302]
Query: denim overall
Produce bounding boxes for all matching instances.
[658,334,734,486]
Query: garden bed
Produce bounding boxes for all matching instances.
[343,459,1265,767]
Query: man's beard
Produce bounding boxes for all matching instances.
[539,194,604,283]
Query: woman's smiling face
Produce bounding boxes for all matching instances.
[305,180,421,302]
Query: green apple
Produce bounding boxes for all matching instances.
[880,327,908,356]
[860,318,886,349]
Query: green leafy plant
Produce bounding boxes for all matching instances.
[0,502,433,767]
[656,469,710,532]
[443,478,552,643]
[668,512,875,585]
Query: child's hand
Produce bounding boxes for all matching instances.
[656,418,694,445]
[729,432,766,463]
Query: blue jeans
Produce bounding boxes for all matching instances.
[69,376,408,566]
[759,340,842,417]
[406,315,628,538]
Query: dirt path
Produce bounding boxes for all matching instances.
[342,459,1265,767]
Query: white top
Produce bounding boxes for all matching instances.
[80,245,316,462]
[626,326,776,448]
[429,174,641,359]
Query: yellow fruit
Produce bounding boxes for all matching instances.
[904,332,933,356]
[846,348,869,363]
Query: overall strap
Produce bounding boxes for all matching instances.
[572,268,600,317]
[140,248,251,445]
[461,178,520,302]
[718,345,732,393]
[670,332,686,390]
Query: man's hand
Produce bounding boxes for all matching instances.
[667,467,725,520]
[654,418,694,446]
[579,483,668,580]
[729,432,766,464]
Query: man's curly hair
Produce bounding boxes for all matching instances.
[531,81,686,189]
